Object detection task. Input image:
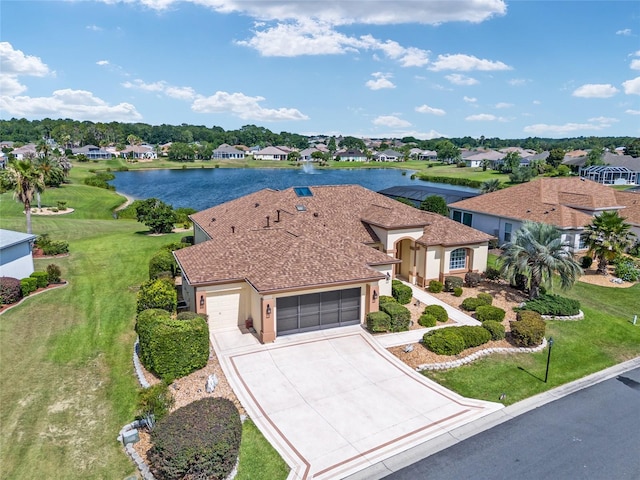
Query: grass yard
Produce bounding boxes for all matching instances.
[425,280,640,405]
[0,182,288,479]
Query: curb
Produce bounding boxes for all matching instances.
[344,356,640,480]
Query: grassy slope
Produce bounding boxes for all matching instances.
[0,182,288,479]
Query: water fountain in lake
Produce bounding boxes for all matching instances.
[301,161,317,174]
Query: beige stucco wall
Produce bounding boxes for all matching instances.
[424,247,442,280]
[369,265,393,296]
[369,225,423,253]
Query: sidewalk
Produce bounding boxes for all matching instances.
[374,281,479,348]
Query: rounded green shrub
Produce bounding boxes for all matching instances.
[460,297,484,311]
[149,249,177,280]
[614,259,639,282]
[176,311,208,322]
[444,276,463,292]
[428,280,443,293]
[516,310,543,323]
[510,316,546,347]
[30,271,49,288]
[20,277,37,296]
[149,398,241,480]
[580,256,593,269]
[378,295,395,306]
[453,287,463,297]
[455,325,491,348]
[0,277,22,304]
[422,329,466,355]
[423,304,448,323]
[464,271,482,287]
[482,321,506,340]
[476,292,493,305]
[46,264,62,283]
[391,280,413,305]
[367,311,391,332]
[475,305,506,322]
[380,302,411,332]
[137,382,175,422]
[137,278,177,314]
[418,313,437,328]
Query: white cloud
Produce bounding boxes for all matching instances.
[465,113,507,122]
[415,104,446,116]
[128,0,507,25]
[0,42,50,76]
[445,74,478,86]
[96,60,110,66]
[0,89,142,122]
[86,24,103,31]
[631,59,640,70]
[616,28,632,36]
[508,78,528,86]
[123,78,197,100]
[429,53,511,72]
[372,115,411,128]
[622,76,640,95]
[572,83,619,98]
[588,116,618,124]
[192,91,309,121]
[463,96,477,103]
[494,102,513,109]
[626,109,640,115]
[0,75,27,96]
[365,72,395,90]
[523,122,607,135]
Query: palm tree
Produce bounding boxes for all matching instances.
[499,221,582,299]
[480,179,501,193]
[2,160,46,233]
[582,211,636,274]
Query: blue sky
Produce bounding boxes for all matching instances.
[1,0,639,140]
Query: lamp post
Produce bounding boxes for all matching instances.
[544,337,554,383]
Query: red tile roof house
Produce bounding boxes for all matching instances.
[448,177,640,250]
[174,185,492,343]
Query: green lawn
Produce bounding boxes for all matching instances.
[425,280,640,405]
[0,182,288,479]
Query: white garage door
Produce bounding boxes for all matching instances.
[206,292,240,331]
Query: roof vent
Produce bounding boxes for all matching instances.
[255,202,260,208]
[265,216,270,228]
[296,205,306,212]
[313,212,319,217]
[231,226,235,234]
[526,210,531,213]
[275,209,281,222]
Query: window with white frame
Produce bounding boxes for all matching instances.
[450,248,467,270]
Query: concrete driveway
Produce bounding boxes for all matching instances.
[212,326,502,480]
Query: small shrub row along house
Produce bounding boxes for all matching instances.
[173,185,492,343]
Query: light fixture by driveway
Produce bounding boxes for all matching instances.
[544,336,554,383]
[386,272,391,282]
[266,304,272,316]
[373,291,378,301]
[200,295,205,307]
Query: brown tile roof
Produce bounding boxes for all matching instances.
[449,178,626,228]
[181,185,491,290]
[614,190,640,226]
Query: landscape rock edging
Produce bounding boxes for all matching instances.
[542,310,584,321]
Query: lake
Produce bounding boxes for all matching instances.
[110,166,476,211]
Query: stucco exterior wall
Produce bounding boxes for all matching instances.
[193,224,210,244]
[0,242,35,279]
[424,247,441,281]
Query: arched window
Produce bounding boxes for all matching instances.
[450,248,467,270]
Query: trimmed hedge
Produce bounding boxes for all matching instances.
[516,310,543,323]
[176,311,208,321]
[475,305,506,322]
[461,293,493,312]
[367,311,391,333]
[455,325,491,348]
[444,276,463,292]
[380,301,411,332]
[149,249,178,280]
[378,295,395,306]
[0,277,22,304]
[136,309,210,382]
[423,304,448,323]
[510,316,546,347]
[453,287,463,297]
[30,271,49,288]
[20,277,37,296]
[482,320,506,340]
[391,280,412,305]
[428,280,443,293]
[149,398,241,480]
[476,292,494,305]
[523,294,580,316]
[464,272,482,287]
[418,313,437,328]
[422,329,466,355]
[137,278,177,314]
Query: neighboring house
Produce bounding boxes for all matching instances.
[0,152,7,169]
[298,147,322,162]
[463,150,505,168]
[417,150,438,161]
[336,149,367,162]
[379,185,479,208]
[579,166,638,185]
[448,177,640,250]
[253,146,290,161]
[10,143,37,160]
[374,149,404,162]
[119,145,157,160]
[0,229,37,279]
[174,185,492,343]
[72,145,112,159]
[212,144,246,160]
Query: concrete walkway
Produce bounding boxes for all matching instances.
[374,281,480,348]
[210,324,502,480]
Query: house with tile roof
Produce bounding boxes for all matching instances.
[174,185,492,343]
[336,149,367,162]
[71,145,112,160]
[448,177,640,250]
[212,143,246,159]
[374,149,404,162]
[252,146,291,161]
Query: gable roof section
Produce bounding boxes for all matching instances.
[0,229,36,250]
[449,178,626,228]
[614,190,640,226]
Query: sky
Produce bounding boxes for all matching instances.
[1,0,639,140]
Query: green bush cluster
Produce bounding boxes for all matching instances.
[482,320,505,340]
[366,311,391,332]
[613,258,640,282]
[0,277,22,304]
[464,272,482,287]
[475,305,506,322]
[137,278,177,314]
[391,280,412,305]
[35,234,69,256]
[414,174,482,189]
[423,304,448,323]
[380,300,411,332]
[484,267,502,281]
[136,308,210,382]
[83,171,115,190]
[422,328,466,355]
[30,271,49,288]
[516,310,543,323]
[46,264,62,283]
[453,287,463,297]
[510,314,546,347]
[523,294,580,316]
[20,277,37,296]
[444,276,463,292]
[455,325,492,348]
[418,313,437,327]
[137,383,175,422]
[378,295,395,305]
[460,293,493,311]
[149,398,241,480]
[149,250,178,280]
[428,280,443,293]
